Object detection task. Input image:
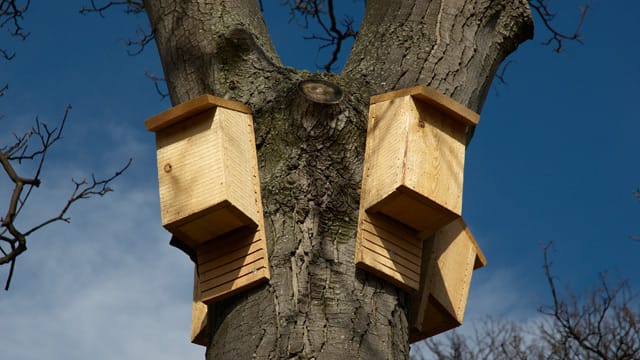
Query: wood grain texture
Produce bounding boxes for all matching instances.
[153,106,261,247]
[370,85,479,126]
[194,103,271,306]
[198,230,270,302]
[355,212,422,292]
[191,269,208,346]
[363,89,471,236]
[409,218,486,342]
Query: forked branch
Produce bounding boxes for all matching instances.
[79,0,144,16]
[0,107,131,290]
[0,0,31,39]
[529,0,590,52]
[80,0,152,56]
[282,0,358,72]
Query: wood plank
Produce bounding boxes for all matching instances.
[359,240,420,282]
[197,236,263,270]
[409,218,486,342]
[406,100,466,215]
[200,264,268,303]
[367,187,458,236]
[199,247,266,282]
[145,94,252,132]
[369,85,479,127]
[173,205,257,246]
[362,99,409,212]
[361,215,421,255]
[200,254,267,289]
[357,248,420,291]
[200,269,269,303]
[191,268,208,346]
[360,227,420,267]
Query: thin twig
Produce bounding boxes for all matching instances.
[79,1,152,56]
[0,0,31,39]
[283,0,358,72]
[79,0,144,16]
[529,0,590,52]
[144,71,169,99]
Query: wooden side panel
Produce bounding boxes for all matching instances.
[361,97,410,211]
[409,218,485,342]
[405,99,466,216]
[191,268,208,346]
[196,227,270,304]
[219,108,261,226]
[195,108,271,304]
[355,211,422,292]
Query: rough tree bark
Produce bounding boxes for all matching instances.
[143,0,533,358]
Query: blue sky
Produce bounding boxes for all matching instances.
[1,1,638,359]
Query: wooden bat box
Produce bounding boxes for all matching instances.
[355,86,479,292]
[363,86,479,237]
[145,95,262,248]
[409,218,486,342]
[146,94,271,305]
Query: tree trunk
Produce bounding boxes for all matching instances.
[143,0,533,358]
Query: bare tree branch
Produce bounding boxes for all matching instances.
[144,71,168,100]
[494,60,514,86]
[0,0,31,39]
[124,27,154,55]
[529,0,590,52]
[0,48,15,60]
[282,0,358,72]
[422,317,546,360]
[539,242,640,359]
[0,106,131,290]
[79,0,144,17]
[419,243,640,360]
[80,1,152,56]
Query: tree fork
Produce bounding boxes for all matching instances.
[143,0,533,358]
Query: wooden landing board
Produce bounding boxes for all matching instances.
[409,218,486,342]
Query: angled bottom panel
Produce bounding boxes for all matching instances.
[409,218,486,342]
